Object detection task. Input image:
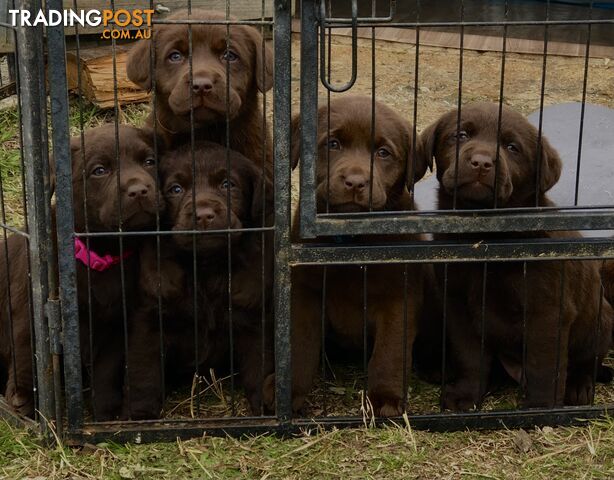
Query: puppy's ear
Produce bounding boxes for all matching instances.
[246,27,273,93]
[538,135,562,193]
[406,125,432,183]
[250,171,274,225]
[415,121,438,180]
[290,113,301,170]
[126,38,153,91]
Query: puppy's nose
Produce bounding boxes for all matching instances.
[192,77,214,93]
[196,206,216,226]
[470,153,493,172]
[126,182,150,198]
[343,173,369,191]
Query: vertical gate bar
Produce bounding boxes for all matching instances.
[299,0,318,238]
[14,0,54,433]
[47,0,83,432]
[273,0,293,425]
[7,52,16,82]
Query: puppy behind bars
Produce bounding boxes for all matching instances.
[0,125,161,419]
[414,102,613,410]
[262,95,432,416]
[126,9,273,174]
[122,141,273,420]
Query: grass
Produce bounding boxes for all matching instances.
[1,416,613,479]
[0,98,149,227]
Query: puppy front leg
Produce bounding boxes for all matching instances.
[234,309,274,415]
[367,296,418,417]
[262,271,322,414]
[523,311,570,408]
[91,335,124,421]
[122,307,164,419]
[441,298,493,411]
[5,312,34,417]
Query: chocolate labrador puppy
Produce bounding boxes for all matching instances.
[123,141,273,419]
[263,96,431,416]
[126,9,273,173]
[0,125,161,419]
[415,102,613,409]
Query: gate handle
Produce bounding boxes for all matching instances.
[318,0,358,93]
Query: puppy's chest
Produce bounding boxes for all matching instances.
[443,262,562,323]
[76,261,139,317]
[323,265,409,339]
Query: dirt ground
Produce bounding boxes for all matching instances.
[288,34,614,129]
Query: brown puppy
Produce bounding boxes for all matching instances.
[0,125,161,419]
[416,102,613,409]
[263,96,430,416]
[127,9,273,173]
[123,142,273,419]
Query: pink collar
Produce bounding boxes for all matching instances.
[74,237,133,272]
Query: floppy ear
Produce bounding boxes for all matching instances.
[250,170,274,225]
[245,26,273,93]
[290,113,301,170]
[538,135,562,193]
[415,121,438,180]
[406,124,432,184]
[126,38,153,91]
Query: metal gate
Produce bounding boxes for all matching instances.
[0,0,612,444]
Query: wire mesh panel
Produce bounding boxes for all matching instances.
[286,0,614,433]
[0,0,612,444]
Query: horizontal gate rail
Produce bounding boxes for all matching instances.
[290,238,614,265]
[64,405,612,444]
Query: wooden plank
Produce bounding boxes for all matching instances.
[0,80,15,99]
[66,45,149,108]
[291,19,614,59]
[0,0,14,53]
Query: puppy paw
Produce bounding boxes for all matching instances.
[366,390,403,417]
[441,384,480,411]
[5,385,34,417]
[262,373,307,414]
[565,376,594,406]
[262,373,276,412]
[377,400,404,418]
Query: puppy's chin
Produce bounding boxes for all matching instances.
[317,200,388,213]
[167,92,242,123]
[172,233,242,255]
[442,179,514,208]
[93,210,157,232]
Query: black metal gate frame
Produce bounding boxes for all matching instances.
[5,0,613,443]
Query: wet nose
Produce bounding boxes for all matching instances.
[126,182,150,198]
[196,206,216,226]
[343,173,369,191]
[192,77,214,93]
[470,153,493,172]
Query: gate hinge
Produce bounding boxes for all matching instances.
[45,299,63,355]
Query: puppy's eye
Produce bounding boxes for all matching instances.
[506,143,519,153]
[221,179,236,189]
[221,50,239,62]
[376,147,391,159]
[455,131,469,141]
[168,50,183,63]
[144,157,156,167]
[168,184,183,195]
[91,166,109,177]
[328,139,341,150]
